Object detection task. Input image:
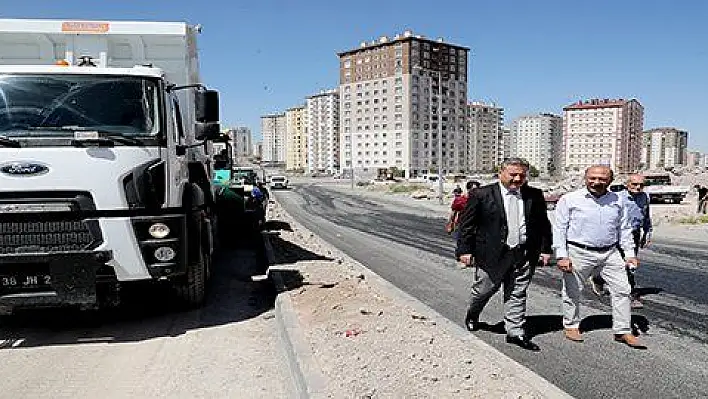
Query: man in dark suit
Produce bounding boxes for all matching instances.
[455,158,553,351]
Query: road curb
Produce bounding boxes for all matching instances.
[262,231,329,399]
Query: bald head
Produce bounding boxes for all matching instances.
[584,165,614,196]
[626,173,645,194]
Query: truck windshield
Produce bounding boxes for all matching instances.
[0,74,160,136]
[644,175,671,186]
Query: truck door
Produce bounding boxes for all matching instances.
[168,95,189,206]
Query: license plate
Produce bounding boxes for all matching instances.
[0,274,52,289]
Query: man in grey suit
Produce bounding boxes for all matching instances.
[456,158,553,351]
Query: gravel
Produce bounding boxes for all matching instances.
[267,201,570,398]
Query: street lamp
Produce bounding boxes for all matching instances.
[413,65,445,204]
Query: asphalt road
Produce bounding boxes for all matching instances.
[274,182,708,399]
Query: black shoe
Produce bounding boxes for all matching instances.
[464,316,479,332]
[506,335,540,351]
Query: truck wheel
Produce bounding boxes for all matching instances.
[174,211,207,307]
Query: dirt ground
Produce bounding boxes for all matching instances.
[267,202,568,398]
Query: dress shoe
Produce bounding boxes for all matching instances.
[614,334,647,349]
[506,335,540,351]
[464,316,479,332]
[564,328,584,342]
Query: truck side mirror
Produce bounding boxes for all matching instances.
[195,90,219,123]
[195,122,221,141]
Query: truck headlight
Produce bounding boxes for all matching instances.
[148,223,170,239]
[154,246,176,262]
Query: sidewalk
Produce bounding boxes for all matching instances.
[264,200,570,398]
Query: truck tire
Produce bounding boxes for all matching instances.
[174,185,209,308]
[174,211,207,307]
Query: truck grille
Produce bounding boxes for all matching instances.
[0,192,103,255]
[0,221,96,254]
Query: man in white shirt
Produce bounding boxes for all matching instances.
[553,165,645,349]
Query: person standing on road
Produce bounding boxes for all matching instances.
[590,174,652,308]
[695,185,708,214]
[455,158,553,351]
[447,181,480,237]
[553,165,645,349]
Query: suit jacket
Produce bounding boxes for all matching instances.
[455,182,552,268]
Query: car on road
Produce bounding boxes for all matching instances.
[270,175,289,189]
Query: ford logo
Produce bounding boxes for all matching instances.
[0,162,49,176]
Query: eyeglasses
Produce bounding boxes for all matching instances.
[629,183,644,187]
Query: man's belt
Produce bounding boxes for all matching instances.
[567,241,617,252]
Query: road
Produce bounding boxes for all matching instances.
[0,235,294,399]
[274,182,708,399]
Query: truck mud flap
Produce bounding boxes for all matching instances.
[0,251,112,310]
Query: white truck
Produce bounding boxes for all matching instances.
[269,175,288,189]
[0,19,222,313]
[642,173,690,204]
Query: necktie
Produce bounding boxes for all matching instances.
[507,191,520,248]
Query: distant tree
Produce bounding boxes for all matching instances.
[388,166,404,178]
[529,165,540,178]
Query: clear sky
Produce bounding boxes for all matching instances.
[3,0,707,151]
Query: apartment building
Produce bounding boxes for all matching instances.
[338,30,469,179]
[261,113,287,164]
[511,113,563,175]
[499,126,511,164]
[467,101,503,172]
[285,106,308,172]
[562,98,644,174]
[306,89,340,174]
[225,127,252,163]
[641,127,688,170]
[253,142,263,160]
[686,150,705,168]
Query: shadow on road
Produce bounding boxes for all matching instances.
[266,233,333,266]
[0,232,275,349]
[527,315,564,338]
[263,219,294,232]
[579,314,651,335]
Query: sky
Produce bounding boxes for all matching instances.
[3,0,707,151]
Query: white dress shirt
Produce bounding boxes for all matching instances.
[552,187,634,258]
[498,182,526,247]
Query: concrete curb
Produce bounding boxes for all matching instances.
[262,232,329,399]
[270,202,572,399]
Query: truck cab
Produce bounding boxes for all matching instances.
[0,19,221,313]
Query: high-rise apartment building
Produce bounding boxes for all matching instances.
[338,30,469,179]
[285,106,308,172]
[499,126,511,165]
[562,98,644,174]
[226,127,252,163]
[511,113,563,175]
[306,89,340,174]
[261,113,286,164]
[641,127,688,170]
[467,101,503,172]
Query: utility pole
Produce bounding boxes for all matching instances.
[436,71,444,205]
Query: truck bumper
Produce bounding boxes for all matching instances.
[0,250,114,312]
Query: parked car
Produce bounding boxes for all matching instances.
[270,175,289,189]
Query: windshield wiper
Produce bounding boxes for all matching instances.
[47,126,148,147]
[0,135,21,148]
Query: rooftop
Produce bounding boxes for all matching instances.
[337,30,469,57]
[563,98,640,111]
